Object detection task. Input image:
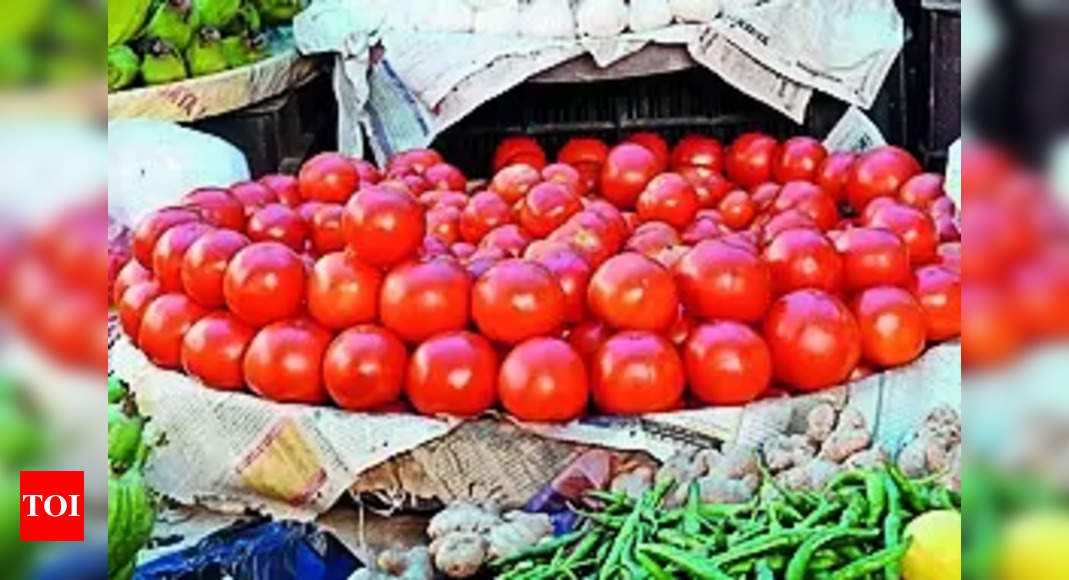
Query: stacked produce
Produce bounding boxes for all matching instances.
[107,0,302,91]
[113,131,960,422]
[107,376,157,580]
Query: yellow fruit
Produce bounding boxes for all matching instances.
[901,509,960,580]
[999,510,1069,580]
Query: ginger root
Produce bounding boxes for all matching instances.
[429,532,487,579]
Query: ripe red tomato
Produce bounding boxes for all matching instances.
[764,289,861,391]
[865,203,938,265]
[845,146,921,212]
[380,258,471,342]
[426,205,461,245]
[549,211,618,267]
[498,337,589,422]
[937,242,960,274]
[247,203,308,252]
[909,264,961,341]
[460,191,513,243]
[259,174,302,207]
[184,188,245,230]
[674,240,771,322]
[636,173,700,229]
[934,214,960,243]
[541,163,586,196]
[419,190,465,209]
[297,201,327,224]
[584,201,630,247]
[834,227,912,292]
[568,320,612,361]
[399,175,430,196]
[387,148,443,175]
[750,182,781,212]
[530,245,592,323]
[152,221,214,292]
[479,224,532,257]
[131,207,201,268]
[309,203,346,254]
[625,221,679,258]
[681,216,721,245]
[679,167,734,209]
[558,138,610,167]
[718,190,756,230]
[725,133,778,187]
[588,252,678,331]
[897,173,944,210]
[243,317,331,403]
[230,181,278,216]
[323,325,407,411]
[772,136,826,183]
[350,159,382,185]
[600,143,660,209]
[626,133,670,173]
[307,251,382,330]
[181,311,255,389]
[182,229,249,307]
[520,182,583,237]
[591,331,684,414]
[118,280,162,341]
[343,186,425,268]
[850,286,927,367]
[930,195,956,219]
[771,181,839,230]
[490,164,542,204]
[759,209,820,243]
[762,228,842,295]
[224,242,306,327]
[669,135,722,173]
[684,321,772,405]
[298,152,359,203]
[464,247,504,279]
[113,259,151,306]
[472,259,566,343]
[138,293,210,369]
[815,152,857,203]
[494,136,546,173]
[424,162,467,191]
[405,331,498,416]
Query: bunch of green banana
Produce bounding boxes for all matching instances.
[222,31,268,68]
[194,0,241,30]
[252,0,302,25]
[140,38,188,85]
[108,45,141,91]
[109,0,153,46]
[142,0,197,51]
[107,377,156,580]
[186,27,229,77]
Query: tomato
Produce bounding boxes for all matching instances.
[230,181,278,216]
[400,175,430,196]
[834,227,911,292]
[494,136,546,173]
[669,135,722,172]
[684,321,772,405]
[763,289,861,391]
[117,280,161,342]
[600,143,660,209]
[424,162,467,191]
[934,214,960,243]
[181,311,255,389]
[773,136,827,183]
[621,133,666,172]
[937,242,960,274]
[845,146,921,212]
[297,201,326,224]
[759,209,819,243]
[549,211,618,267]
[850,286,926,368]
[720,230,760,255]
[113,259,151,305]
[815,152,857,203]
[770,181,838,230]
[498,337,589,422]
[247,203,308,252]
[865,203,938,265]
[897,173,944,210]
[679,167,734,209]
[421,190,469,210]
[259,174,302,207]
[464,247,504,279]
[343,186,425,268]
[426,204,461,245]
[460,191,513,243]
[184,188,245,230]
[591,330,684,414]
[309,203,346,254]
[387,148,443,175]
[519,182,583,237]
[323,325,407,411]
[479,224,532,257]
[762,228,842,295]
[472,259,566,343]
[909,265,961,341]
[930,196,956,218]
[152,221,214,292]
[405,331,498,416]
[541,163,586,196]
[961,284,1020,368]
[681,216,722,245]
[718,190,756,230]
[452,241,476,260]
[568,320,612,361]
[223,242,306,327]
[138,293,209,369]
[725,133,778,187]
[558,138,610,168]
[243,317,331,403]
[530,244,592,323]
[636,173,700,229]
[587,252,678,331]
[307,251,382,330]
[380,258,471,342]
[181,229,250,307]
[674,239,771,322]
[625,222,680,258]
[297,152,359,203]
[584,200,630,246]
[490,164,541,204]
[131,207,201,268]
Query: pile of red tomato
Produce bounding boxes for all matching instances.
[113,131,960,422]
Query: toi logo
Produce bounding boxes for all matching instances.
[20,471,84,541]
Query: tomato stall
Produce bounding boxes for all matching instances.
[105,1,962,578]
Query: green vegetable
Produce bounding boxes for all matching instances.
[193,0,241,29]
[108,376,128,404]
[488,529,586,569]
[221,33,267,68]
[635,551,672,580]
[107,468,155,577]
[141,39,188,84]
[143,0,198,51]
[108,45,141,92]
[109,0,153,46]
[251,0,301,25]
[827,540,911,579]
[882,470,905,579]
[784,528,879,580]
[185,27,228,76]
[108,404,144,472]
[638,543,733,580]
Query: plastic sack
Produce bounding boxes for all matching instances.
[134,519,362,580]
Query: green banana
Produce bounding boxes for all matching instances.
[186,27,229,76]
[223,1,261,35]
[193,0,241,30]
[109,0,152,46]
[140,39,188,84]
[221,32,267,68]
[251,0,301,25]
[142,0,197,50]
[108,45,141,91]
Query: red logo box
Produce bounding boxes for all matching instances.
[20,471,84,541]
